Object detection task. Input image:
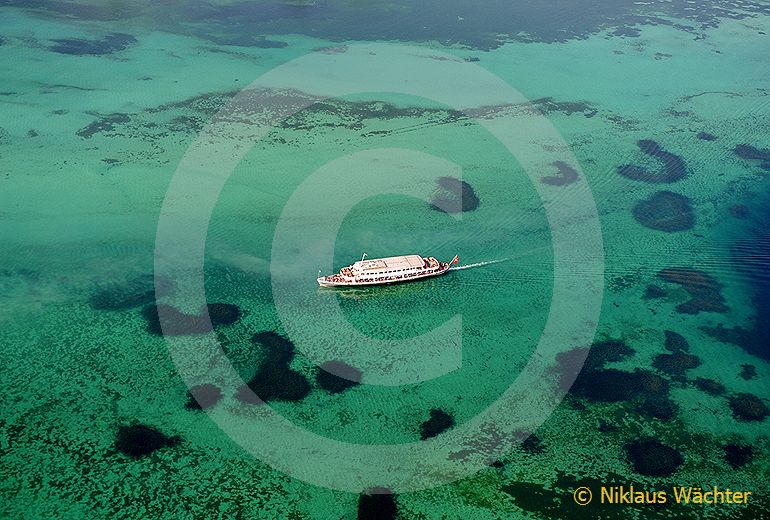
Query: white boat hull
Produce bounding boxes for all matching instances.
[317,264,451,287]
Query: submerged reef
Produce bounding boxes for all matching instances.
[740,364,757,380]
[618,140,687,183]
[316,360,361,394]
[635,397,679,421]
[728,393,769,422]
[703,197,770,361]
[357,489,397,520]
[584,339,635,370]
[541,161,579,186]
[420,409,455,440]
[570,368,668,403]
[49,33,137,55]
[697,131,718,141]
[643,284,667,299]
[114,424,180,458]
[77,113,131,139]
[632,191,694,232]
[724,444,753,469]
[521,434,546,454]
[235,332,311,404]
[89,274,172,311]
[185,384,223,410]
[142,303,241,336]
[734,144,770,171]
[729,204,750,219]
[652,352,701,378]
[251,331,296,365]
[692,377,726,396]
[657,268,728,314]
[430,177,480,213]
[625,439,683,476]
[664,330,689,352]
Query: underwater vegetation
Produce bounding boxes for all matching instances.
[657,268,728,314]
[316,360,361,394]
[723,444,753,469]
[618,140,687,183]
[89,274,172,311]
[728,393,769,422]
[625,439,683,477]
[49,33,137,55]
[570,368,669,403]
[420,409,455,440]
[703,193,770,361]
[185,384,223,410]
[652,351,702,379]
[632,190,695,232]
[77,113,131,139]
[664,330,689,352]
[235,332,311,403]
[142,303,241,336]
[430,177,480,213]
[540,161,579,186]
[734,144,770,170]
[357,490,397,520]
[114,423,181,459]
[692,377,726,396]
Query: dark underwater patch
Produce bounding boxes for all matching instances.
[692,377,725,396]
[77,113,131,139]
[703,194,770,361]
[185,384,223,410]
[115,423,180,458]
[729,204,750,219]
[635,397,679,421]
[521,434,545,454]
[697,131,718,141]
[643,284,667,299]
[236,369,311,403]
[619,140,687,183]
[316,360,361,394]
[541,161,579,186]
[357,489,397,520]
[734,144,770,162]
[10,0,770,51]
[570,368,668,403]
[585,339,635,369]
[531,97,597,118]
[49,33,137,55]
[728,393,769,422]
[652,352,701,378]
[739,364,757,380]
[89,275,172,311]
[142,303,241,336]
[664,330,689,352]
[625,439,683,477]
[419,409,455,440]
[723,444,753,469]
[632,191,694,232]
[430,177,480,213]
[235,331,311,404]
[657,268,728,314]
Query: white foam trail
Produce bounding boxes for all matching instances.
[450,258,510,271]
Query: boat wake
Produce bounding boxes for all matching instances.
[451,258,510,271]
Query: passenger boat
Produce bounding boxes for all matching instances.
[317,254,459,287]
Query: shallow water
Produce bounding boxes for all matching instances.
[1,1,769,518]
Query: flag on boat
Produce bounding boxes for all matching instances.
[451,255,459,265]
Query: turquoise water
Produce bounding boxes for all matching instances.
[1,1,769,518]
